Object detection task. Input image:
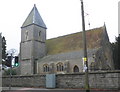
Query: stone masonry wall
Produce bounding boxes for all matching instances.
[2,74,46,87]
[56,71,120,89]
[2,71,120,89]
[0,33,2,64]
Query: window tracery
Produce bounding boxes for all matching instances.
[43,64,49,72]
[56,62,64,71]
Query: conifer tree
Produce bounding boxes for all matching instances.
[2,36,7,60]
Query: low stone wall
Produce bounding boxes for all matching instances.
[57,71,120,89]
[2,70,120,89]
[2,74,46,87]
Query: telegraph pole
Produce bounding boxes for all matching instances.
[9,53,12,90]
[80,0,90,92]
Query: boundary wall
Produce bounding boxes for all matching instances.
[2,70,120,89]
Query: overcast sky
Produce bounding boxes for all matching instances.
[0,0,119,54]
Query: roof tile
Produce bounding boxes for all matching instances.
[22,4,47,28]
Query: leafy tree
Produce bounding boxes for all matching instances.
[112,34,120,69]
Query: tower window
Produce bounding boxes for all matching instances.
[39,31,41,37]
[25,31,28,40]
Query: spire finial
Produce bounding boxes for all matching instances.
[104,22,106,26]
[34,4,36,7]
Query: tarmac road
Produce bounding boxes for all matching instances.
[2,90,120,92]
[2,87,120,92]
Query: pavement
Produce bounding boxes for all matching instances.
[1,87,120,92]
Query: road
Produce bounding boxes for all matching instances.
[2,87,120,92]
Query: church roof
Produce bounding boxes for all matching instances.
[46,25,109,55]
[21,4,47,28]
[38,49,97,63]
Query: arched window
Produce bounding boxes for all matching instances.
[73,65,79,73]
[56,62,64,72]
[61,65,64,71]
[57,65,59,71]
[43,66,46,72]
[43,64,49,72]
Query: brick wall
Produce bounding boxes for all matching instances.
[2,70,120,89]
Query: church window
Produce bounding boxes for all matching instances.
[39,31,41,37]
[47,66,49,72]
[43,66,46,72]
[61,66,64,71]
[45,66,47,71]
[57,66,59,71]
[73,65,79,73]
[43,64,50,72]
[25,31,28,40]
[56,62,64,72]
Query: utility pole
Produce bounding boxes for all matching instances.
[9,53,12,90]
[80,0,90,92]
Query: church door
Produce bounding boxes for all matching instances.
[73,65,79,73]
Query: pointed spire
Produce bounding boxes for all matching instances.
[21,4,47,29]
[103,22,107,32]
[104,22,106,27]
[103,22,109,42]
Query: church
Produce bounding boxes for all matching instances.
[19,5,114,75]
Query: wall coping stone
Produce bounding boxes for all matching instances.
[2,74,46,78]
[2,70,120,78]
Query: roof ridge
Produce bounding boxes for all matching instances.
[47,26,103,40]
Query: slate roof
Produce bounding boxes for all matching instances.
[38,49,97,63]
[21,4,47,28]
[46,25,109,55]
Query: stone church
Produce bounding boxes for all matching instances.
[19,5,114,75]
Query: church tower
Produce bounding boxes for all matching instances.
[20,4,47,75]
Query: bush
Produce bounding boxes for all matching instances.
[3,68,17,75]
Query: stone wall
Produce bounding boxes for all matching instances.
[2,74,46,87]
[56,71,120,89]
[0,33,2,64]
[2,71,120,89]
[37,50,96,74]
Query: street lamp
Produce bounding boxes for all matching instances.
[80,0,90,92]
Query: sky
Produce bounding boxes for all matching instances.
[0,0,119,54]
